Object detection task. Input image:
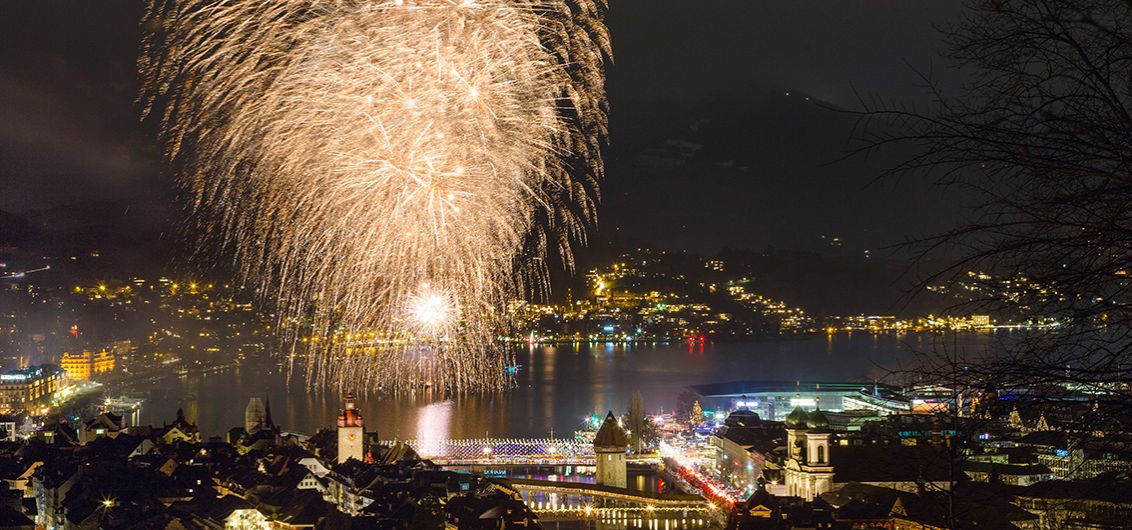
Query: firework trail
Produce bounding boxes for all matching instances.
[141,0,609,392]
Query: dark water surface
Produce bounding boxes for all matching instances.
[131,333,994,438]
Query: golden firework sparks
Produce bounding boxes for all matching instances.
[140,0,609,392]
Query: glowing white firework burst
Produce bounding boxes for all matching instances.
[141,0,609,392]
[408,284,455,335]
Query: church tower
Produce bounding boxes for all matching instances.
[245,397,266,433]
[337,393,364,463]
[783,405,835,501]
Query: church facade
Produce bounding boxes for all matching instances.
[782,405,834,501]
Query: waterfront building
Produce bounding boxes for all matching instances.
[59,350,115,381]
[0,365,63,414]
[337,393,364,463]
[593,410,629,488]
[691,380,913,422]
[59,352,88,381]
[93,349,115,374]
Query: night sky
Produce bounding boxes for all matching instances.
[0,1,970,256]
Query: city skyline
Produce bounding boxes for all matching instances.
[4,2,1132,529]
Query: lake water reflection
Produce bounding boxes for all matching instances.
[132,332,994,438]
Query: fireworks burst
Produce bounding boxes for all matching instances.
[141,0,609,392]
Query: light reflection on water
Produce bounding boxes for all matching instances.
[131,334,993,438]
[416,400,452,455]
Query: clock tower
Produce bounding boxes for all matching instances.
[337,392,364,463]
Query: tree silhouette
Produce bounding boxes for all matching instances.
[857,0,1132,443]
[628,390,645,453]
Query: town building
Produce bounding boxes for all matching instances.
[712,408,786,495]
[1013,430,1132,480]
[78,412,125,444]
[0,365,63,414]
[1012,475,1132,529]
[0,418,15,442]
[821,482,1037,529]
[962,461,1056,487]
[160,408,202,444]
[724,479,839,530]
[60,350,115,381]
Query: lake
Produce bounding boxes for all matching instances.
[129,332,994,438]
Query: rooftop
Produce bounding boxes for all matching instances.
[593,411,629,448]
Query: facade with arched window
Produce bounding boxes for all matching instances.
[782,406,834,501]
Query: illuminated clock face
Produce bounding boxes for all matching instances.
[348,433,357,442]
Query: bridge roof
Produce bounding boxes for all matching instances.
[502,478,704,503]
